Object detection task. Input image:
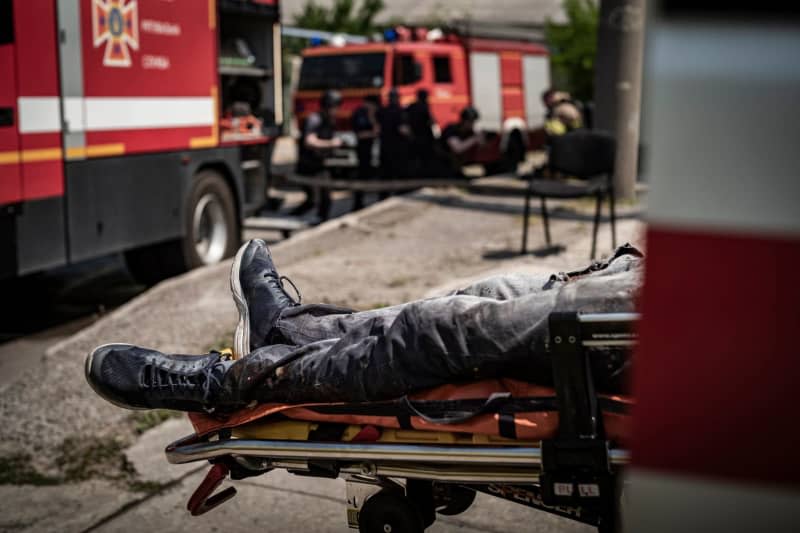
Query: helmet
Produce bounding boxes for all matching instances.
[320,89,342,109]
[460,106,479,122]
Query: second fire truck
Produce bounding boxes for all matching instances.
[293,26,552,172]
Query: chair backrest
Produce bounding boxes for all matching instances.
[548,130,616,179]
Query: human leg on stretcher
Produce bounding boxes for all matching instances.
[85,240,642,531]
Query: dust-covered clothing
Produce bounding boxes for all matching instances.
[227,246,643,404]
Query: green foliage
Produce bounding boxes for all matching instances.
[294,0,385,35]
[545,0,599,102]
[285,0,386,56]
[56,436,135,483]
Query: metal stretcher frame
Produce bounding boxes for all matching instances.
[165,311,638,532]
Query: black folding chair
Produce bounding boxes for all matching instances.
[520,130,617,259]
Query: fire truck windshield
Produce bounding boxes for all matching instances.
[298,53,386,90]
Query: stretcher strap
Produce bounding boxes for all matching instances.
[400,392,513,425]
[498,411,517,439]
[303,395,628,421]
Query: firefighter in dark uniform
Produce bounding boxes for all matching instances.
[292,89,343,220]
[405,88,435,177]
[377,88,410,184]
[350,94,380,210]
[438,106,484,178]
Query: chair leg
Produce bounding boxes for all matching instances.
[591,193,603,260]
[541,196,551,246]
[521,183,533,254]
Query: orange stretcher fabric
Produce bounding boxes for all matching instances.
[188,379,632,443]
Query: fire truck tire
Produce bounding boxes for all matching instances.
[181,170,239,269]
[124,170,238,285]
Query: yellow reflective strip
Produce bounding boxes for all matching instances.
[21,147,63,163]
[190,135,216,148]
[208,0,216,29]
[86,143,125,157]
[66,146,88,159]
[0,151,21,165]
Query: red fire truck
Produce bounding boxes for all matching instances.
[0,0,282,283]
[293,26,551,172]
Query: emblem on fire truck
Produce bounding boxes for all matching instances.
[92,0,139,67]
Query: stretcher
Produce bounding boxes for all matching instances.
[165,311,637,532]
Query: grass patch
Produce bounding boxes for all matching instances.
[3,434,174,493]
[0,454,61,486]
[1,519,36,530]
[56,436,135,483]
[127,479,166,494]
[129,409,182,435]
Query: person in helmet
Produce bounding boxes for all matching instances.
[437,106,485,177]
[292,90,344,218]
[541,88,584,138]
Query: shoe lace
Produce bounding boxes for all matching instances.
[279,275,302,304]
[263,272,302,305]
[141,355,229,407]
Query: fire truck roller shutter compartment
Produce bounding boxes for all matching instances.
[469,52,503,131]
[523,55,549,130]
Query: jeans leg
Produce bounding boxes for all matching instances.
[272,246,644,348]
[237,261,641,403]
[453,272,556,300]
[451,245,643,301]
[273,302,407,346]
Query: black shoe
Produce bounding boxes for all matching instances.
[85,343,241,412]
[231,239,300,359]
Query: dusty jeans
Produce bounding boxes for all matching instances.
[227,245,643,404]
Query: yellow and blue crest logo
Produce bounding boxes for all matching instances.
[92,0,139,67]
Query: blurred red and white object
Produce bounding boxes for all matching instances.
[628,3,800,532]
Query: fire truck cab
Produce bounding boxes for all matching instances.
[294,27,551,171]
[0,0,282,283]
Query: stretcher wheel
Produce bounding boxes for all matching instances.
[434,485,476,516]
[359,490,425,533]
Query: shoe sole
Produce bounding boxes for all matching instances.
[231,242,250,359]
[84,343,147,411]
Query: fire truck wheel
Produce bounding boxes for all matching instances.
[183,170,239,269]
[124,170,238,285]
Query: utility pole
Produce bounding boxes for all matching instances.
[592,0,646,199]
